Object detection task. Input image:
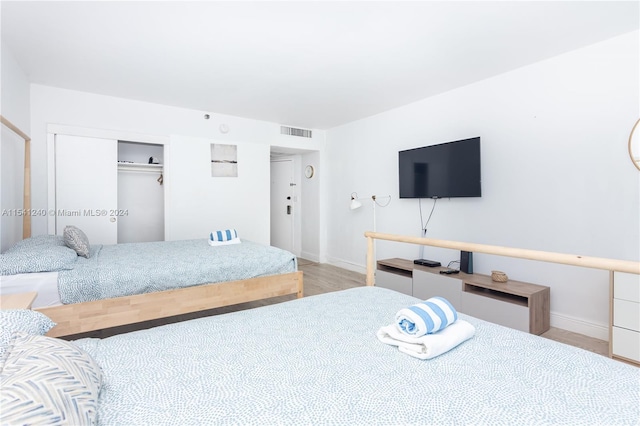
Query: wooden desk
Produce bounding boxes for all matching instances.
[0,292,38,310]
[377,258,550,335]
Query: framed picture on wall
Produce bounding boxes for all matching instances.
[211,143,238,177]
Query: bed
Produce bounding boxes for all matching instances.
[0,234,302,337]
[1,285,638,425]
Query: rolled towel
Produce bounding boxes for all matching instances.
[209,229,241,246]
[377,319,475,360]
[395,296,457,337]
[210,229,238,241]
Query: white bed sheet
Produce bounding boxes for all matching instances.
[0,271,61,308]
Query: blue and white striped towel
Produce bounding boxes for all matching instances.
[395,296,458,337]
[208,229,240,246]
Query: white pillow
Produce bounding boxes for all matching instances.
[64,225,91,258]
[0,333,102,425]
[0,309,56,360]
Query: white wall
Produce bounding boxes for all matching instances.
[301,151,321,261]
[165,135,270,245]
[325,31,640,339]
[29,85,326,249]
[1,40,31,251]
[1,41,30,131]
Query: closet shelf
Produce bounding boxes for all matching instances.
[117,162,163,172]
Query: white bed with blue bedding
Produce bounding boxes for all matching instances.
[1,286,638,425]
[58,238,297,304]
[0,234,302,337]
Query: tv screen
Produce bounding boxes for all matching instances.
[399,137,481,199]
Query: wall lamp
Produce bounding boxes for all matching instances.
[349,192,391,232]
[350,192,391,265]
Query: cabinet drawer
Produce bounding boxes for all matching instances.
[613,299,640,332]
[375,270,412,296]
[612,326,640,363]
[614,272,640,303]
[461,291,529,333]
[412,269,462,310]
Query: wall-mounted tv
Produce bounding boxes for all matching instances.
[399,137,481,199]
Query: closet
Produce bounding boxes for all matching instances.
[117,141,164,243]
[51,133,164,245]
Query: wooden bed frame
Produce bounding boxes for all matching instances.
[37,271,303,338]
[0,115,304,338]
[363,231,640,284]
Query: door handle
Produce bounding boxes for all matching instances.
[286,205,291,215]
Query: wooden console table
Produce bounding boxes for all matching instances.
[377,258,550,335]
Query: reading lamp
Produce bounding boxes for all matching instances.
[349,192,391,233]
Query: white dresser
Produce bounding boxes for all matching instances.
[610,271,640,365]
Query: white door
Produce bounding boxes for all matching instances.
[270,160,294,251]
[55,134,118,244]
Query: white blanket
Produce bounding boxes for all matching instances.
[377,320,475,360]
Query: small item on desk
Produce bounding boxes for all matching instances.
[413,259,441,267]
[439,269,459,275]
[491,270,508,282]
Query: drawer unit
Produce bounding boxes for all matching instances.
[614,272,640,303]
[460,290,529,333]
[611,271,640,365]
[612,326,640,364]
[376,258,550,335]
[613,299,640,332]
[412,269,462,310]
[376,269,412,296]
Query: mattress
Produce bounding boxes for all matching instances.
[0,271,61,308]
[58,239,297,304]
[73,286,640,425]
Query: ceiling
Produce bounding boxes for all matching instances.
[2,1,638,130]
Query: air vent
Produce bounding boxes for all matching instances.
[280,126,312,138]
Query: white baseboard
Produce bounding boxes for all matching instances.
[299,251,320,263]
[325,256,366,275]
[550,312,609,341]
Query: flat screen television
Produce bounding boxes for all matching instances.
[399,137,481,199]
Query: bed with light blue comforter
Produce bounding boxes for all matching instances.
[74,286,640,425]
[57,239,297,304]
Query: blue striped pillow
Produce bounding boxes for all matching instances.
[396,296,458,336]
[210,229,238,242]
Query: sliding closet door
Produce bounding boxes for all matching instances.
[54,134,118,244]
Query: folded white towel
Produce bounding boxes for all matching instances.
[208,238,240,246]
[395,296,458,337]
[376,320,475,360]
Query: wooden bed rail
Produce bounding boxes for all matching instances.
[364,231,640,285]
[38,271,303,338]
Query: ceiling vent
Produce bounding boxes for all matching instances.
[281,126,312,138]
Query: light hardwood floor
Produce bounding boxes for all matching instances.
[84,259,609,358]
